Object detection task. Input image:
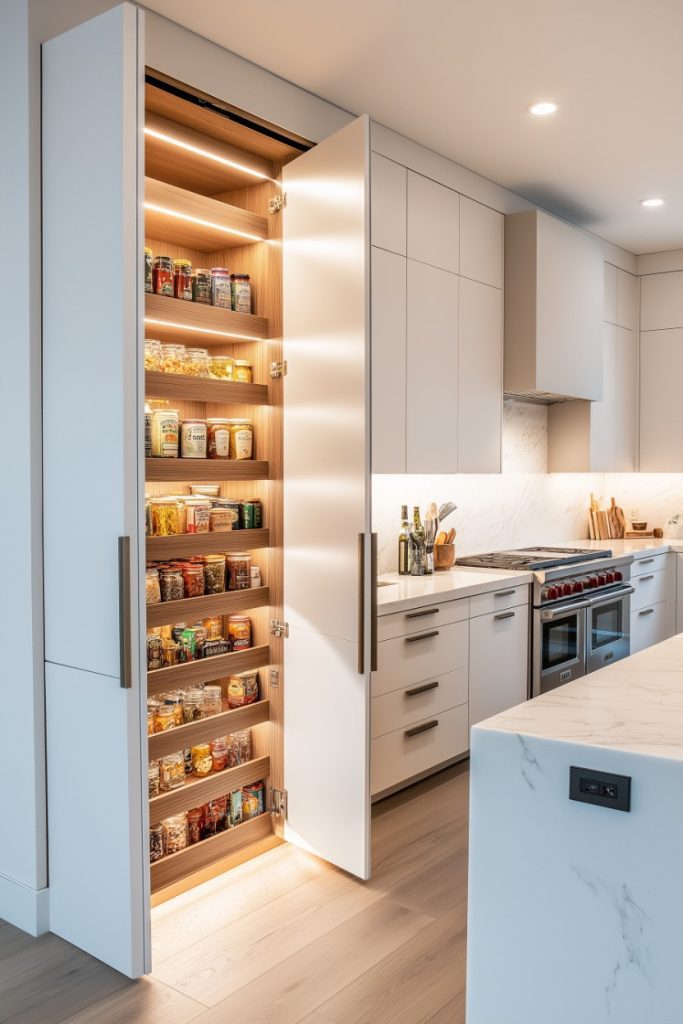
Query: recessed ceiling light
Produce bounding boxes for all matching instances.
[529,101,558,117]
[640,197,664,208]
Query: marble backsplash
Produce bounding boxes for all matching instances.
[373,400,683,573]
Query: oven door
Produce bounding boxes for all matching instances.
[533,598,588,696]
[586,586,634,673]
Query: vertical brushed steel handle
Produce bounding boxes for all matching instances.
[118,536,132,689]
[371,532,378,672]
[358,533,365,675]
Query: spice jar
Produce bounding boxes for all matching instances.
[230,273,251,313]
[227,552,251,591]
[164,692,185,727]
[209,355,235,381]
[211,267,231,308]
[227,418,253,460]
[160,567,184,602]
[209,508,233,533]
[227,670,259,708]
[155,705,176,732]
[202,684,222,717]
[151,409,179,458]
[144,338,162,371]
[227,729,252,767]
[206,418,231,459]
[227,615,251,651]
[182,688,204,723]
[147,633,162,671]
[161,638,180,668]
[210,737,228,772]
[162,813,188,854]
[179,419,207,459]
[148,762,160,799]
[203,554,226,594]
[191,742,213,777]
[147,707,156,736]
[146,567,161,605]
[251,566,262,589]
[173,258,193,301]
[150,497,182,536]
[233,360,253,384]
[187,807,203,844]
[150,823,164,863]
[153,255,173,296]
[144,248,153,294]
[181,562,205,598]
[160,753,185,791]
[192,269,211,305]
[161,344,187,375]
[185,348,210,378]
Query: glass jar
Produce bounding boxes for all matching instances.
[211,267,231,308]
[144,248,153,294]
[227,728,252,767]
[227,615,251,650]
[150,823,164,863]
[179,419,207,459]
[173,258,193,301]
[203,554,226,594]
[182,688,204,723]
[181,562,205,598]
[160,567,184,602]
[191,742,213,777]
[161,638,180,668]
[162,813,188,854]
[226,418,253,460]
[148,762,160,799]
[206,418,231,459]
[203,616,223,640]
[209,508,233,533]
[185,347,211,378]
[192,269,211,305]
[210,736,228,772]
[155,705,176,732]
[227,670,259,708]
[187,807,203,845]
[233,359,253,384]
[153,255,173,296]
[230,273,251,313]
[150,408,179,458]
[183,498,210,535]
[145,567,161,605]
[160,344,187,375]
[150,497,182,536]
[202,684,222,717]
[227,552,251,591]
[250,565,262,589]
[147,707,156,736]
[160,753,185,791]
[144,338,163,372]
[209,355,235,381]
[164,692,185,727]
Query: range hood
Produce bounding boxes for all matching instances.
[504,209,603,403]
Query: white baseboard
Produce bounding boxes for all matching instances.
[0,873,49,936]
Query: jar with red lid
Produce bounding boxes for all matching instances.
[153,256,174,296]
[173,259,193,300]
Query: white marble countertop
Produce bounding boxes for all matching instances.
[567,537,683,558]
[377,567,533,614]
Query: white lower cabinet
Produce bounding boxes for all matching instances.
[629,552,676,654]
[469,603,529,729]
[371,705,469,796]
[631,604,671,654]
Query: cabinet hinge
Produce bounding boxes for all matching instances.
[270,360,288,379]
[269,666,280,688]
[268,193,287,214]
[270,619,289,638]
[270,787,288,819]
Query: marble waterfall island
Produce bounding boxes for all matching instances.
[467,635,683,1024]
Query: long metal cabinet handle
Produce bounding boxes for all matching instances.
[638,574,655,582]
[405,630,440,644]
[370,533,378,672]
[406,607,440,619]
[406,681,439,697]
[636,558,655,566]
[494,589,516,597]
[639,608,655,616]
[358,533,365,674]
[494,611,515,621]
[118,536,133,689]
[405,720,439,738]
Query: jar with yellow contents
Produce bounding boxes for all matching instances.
[226,418,253,460]
[191,743,213,777]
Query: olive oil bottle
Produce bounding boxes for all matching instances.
[398,505,410,575]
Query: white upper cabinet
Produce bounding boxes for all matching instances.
[459,196,503,289]
[371,153,406,255]
[458,278,502,473]
[604,262,618,324]
[504,209,603,400]
[616,268,638,331]
[641,271,683,330]
[406,259,459,473]
[371,246,406,473]
[641,328,683,471]
[407,171,459,274]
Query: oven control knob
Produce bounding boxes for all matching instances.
[606,572,615,584]
[614,570,623,582]
[546,586,558,600]
[588,576,599,588]
[573,581,584,593]
[598,574,607,586]
[563,583,573,596]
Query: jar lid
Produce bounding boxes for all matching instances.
[206,418,231,425]
[154,255,172,264]
[230,273,250,280]
[162,753,183,764]
[149,496,180,504]
[224,418,252,424]
[151,406,180,414]
[180,419,207,426]
[173,258,192,268]
[144,247,152,254]
[227,552,251,558]
[211,267,230,274]
[186,348,209,356]
[234,360,252,366]
[203,554,226,562]
[195,268,211,275]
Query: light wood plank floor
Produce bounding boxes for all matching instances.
[0,762,468,1024]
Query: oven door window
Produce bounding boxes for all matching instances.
[590,600,623,651]
[542,615,579,669]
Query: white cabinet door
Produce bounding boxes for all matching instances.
[283,116,371,880]
[371,247,406,472]
[371,153,406,255]
[616,268,638,331]
[604,263,618,324]
[42,6,148,977]
[641,328,683,471]
[459,195,503,289]
[640,271,683,331]
[458,277,502,473]
[630,604,670,654]
[407,171,459,273]
[588,323,617,471]
[614,326,638,471]
[469,605,529,729]
[406,260,459,472]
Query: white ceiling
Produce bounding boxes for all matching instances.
[145,0,683,255]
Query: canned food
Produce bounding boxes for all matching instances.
[144,339,162,372]
[209,355,235,381]
[180,419,207,459]
[151,409,179,458]
[203,554,226,594]
[160,753,185,791]
[227,615,251,651]
[211,267,231,308]
[187,807,203,844]
[162,813,188,854]
[153,256,174,296]
[212,500,240,530]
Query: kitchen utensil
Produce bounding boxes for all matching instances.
[435,531,447,546]
[446,527,456,544]
[438,501,457,524]
[434,544,455,571]
[664,514,683,539]
[614,505,626,538]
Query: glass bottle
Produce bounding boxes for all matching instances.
[411,506,426,576]
[398,505,410,575]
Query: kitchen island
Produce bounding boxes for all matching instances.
[467,633,683,1023]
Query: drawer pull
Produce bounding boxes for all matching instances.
[639,608,655,616]
[494,611,515,621]
[405,719,439,738]
[638,574,655,582]
[494,589,516,598]
[406,607,440,619]
[405,630,440,644]
[405,681,439,697]
[636,558,655,566]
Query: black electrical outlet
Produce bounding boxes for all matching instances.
[569,766,631,812]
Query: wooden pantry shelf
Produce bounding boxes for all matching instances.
[150,812,274,894]
[146,529,270,561]
[149,700,270,759]
[147,644,270,696]
[145,370,269,405]
[145,458,269,482]
[145,176,268,251]
[146,586,270,629]
[145,293,268,345]
[149,755,270,824]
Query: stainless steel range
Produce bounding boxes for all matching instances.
[457,547,635,696]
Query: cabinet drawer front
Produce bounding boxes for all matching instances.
[373,620,469,697]
[630,604,669,654]
[468,606,529,729]
[371,705,469,795]
[371,667,468,739]
[468,583,529,618]
[631,552,668,577]
[378,597,469,642]
[631,569,668,610]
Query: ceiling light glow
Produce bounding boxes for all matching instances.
[529,101,558,117]
[640,197,664,208]
[144,126,270,181]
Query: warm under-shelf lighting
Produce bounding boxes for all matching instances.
[144,126,271,181]
[143,202,264,242]
[144,317,259,342]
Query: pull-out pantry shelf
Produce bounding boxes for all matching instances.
[147,645,270,697]
[149,755,270,824]
[146,529,270,561]
[145,459,269,482]
[145,370,269,405]
[149,700,270,759]
[146,586,270,628]
[144,293,268,345]
[145,176,268,251]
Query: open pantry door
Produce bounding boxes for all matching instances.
[42,4,149,976]
[282,116,373,880]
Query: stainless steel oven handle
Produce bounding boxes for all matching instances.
[540,599,590,620]
[587,585,634,607]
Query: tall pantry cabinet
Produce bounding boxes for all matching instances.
[42,4,373,979]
